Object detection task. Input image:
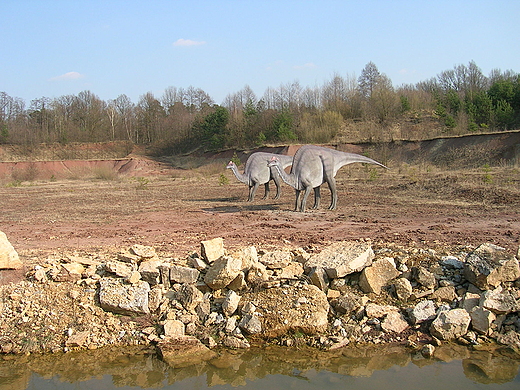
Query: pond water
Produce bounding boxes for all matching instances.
[1,344,519,390]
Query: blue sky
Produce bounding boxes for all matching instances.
[1,0,519,106]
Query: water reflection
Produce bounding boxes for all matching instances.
[0,344,519,389]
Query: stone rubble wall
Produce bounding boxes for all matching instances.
[1,232,520,364]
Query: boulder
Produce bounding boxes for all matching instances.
[65,330,89,348]
[430,308,471,340]
[222,290,241,316]
[0,231,22,270]
[260,250,292,269]
[138,260,163,286]
[244,285,329,337]
[98,278,150,315]
[238,314,262,335]
[480,287,517,314]
[359,257,400,295]
[177,284,204,312]
[430,286,457,303]
[307,266,329,291]
[55,263,85,282]
[237,246,258,270]
[365,303,399,318]
[245,261,269,286]
[163,319,185,337]
[463,243,520,290]
[130,244,157,260]
[169,265,200,284]
[157,336,216,366]
[105,261,134,278]
[381,311,409,333]
[304,241,374,279]
[413,266,437,289]
[331,292,363,315]
[393,278,413,301]
[201,237,224,263]
[410,300,436,324]
[469,306,496,335]
[460,292,481,312]
[204,256,242,290]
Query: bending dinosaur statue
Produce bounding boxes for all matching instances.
[227,152,293,202]
[269,145,388,212]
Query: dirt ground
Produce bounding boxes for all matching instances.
[1,155,519,273]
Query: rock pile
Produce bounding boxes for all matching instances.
[1,231,519,363]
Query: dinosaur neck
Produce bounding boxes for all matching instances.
[273,164,297,189]
[229,164,249,185]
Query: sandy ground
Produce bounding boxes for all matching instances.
[1,157,519,272]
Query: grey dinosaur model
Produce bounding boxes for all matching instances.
[269,145,387,212]
[227,152,293,202]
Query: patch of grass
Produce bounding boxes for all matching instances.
[218,173,229,186]
[134,176,150,190]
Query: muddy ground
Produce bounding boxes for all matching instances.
[1,154,519,278]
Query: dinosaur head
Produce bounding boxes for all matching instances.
[267,156,279,167]
[226,161,235,169]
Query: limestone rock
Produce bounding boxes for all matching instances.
[201,237,224,263]
[105,261,134,278]
[305,241,374,279]
[98,278,150,315]
[222,290,241,316]
[238,246,258,270]
[430,286,457,303]
[410,300,436,324]
[365,303,399,318]
[0,231,22,270]
[277,262,304,279]
[138,260,163,286]
[245,261,269,286]
[480,287,517,314]
[307,266,329,291]
[157,336,217,366]
[65,330,89,348]
[463,243,520,290]
[238,314,262,334]
[55,263,85,282]
[223,335,250,349]
[177,284,204,312]
[163,319,185,337]
[169,265,200,284]
[413,266,437,289]
[393,278,413,301]
[331,292,363,315]
[430,308,471,340]
[245,285,329,337]
[469,306,496,335]
[130,244,157,260]
[381,311,409,333]
[460,292,481,312]
[204,256,242,290]
[227,272,247,291]
[260,250,292,269]
[359,257,400,295]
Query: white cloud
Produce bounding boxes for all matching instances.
[50,71,85,81]
[173,38,206,47]
[293,62,316,70]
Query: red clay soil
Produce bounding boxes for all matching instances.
[1,155,519,274]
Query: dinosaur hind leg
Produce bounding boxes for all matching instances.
[262,182,270,200]
[312,186,321,209]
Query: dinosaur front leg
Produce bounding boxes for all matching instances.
[300,186,313,212]
[294,189,302,211]
[312,186,321,209]
[262,182,270,200]
[272,174,282,200]
[248,183,260,202]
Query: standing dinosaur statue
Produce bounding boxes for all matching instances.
[269,145,387,212]
[227,152,293,202]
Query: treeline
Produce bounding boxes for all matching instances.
[1,61,519,154]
